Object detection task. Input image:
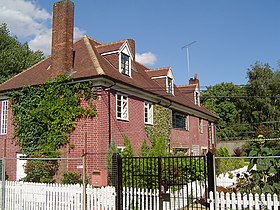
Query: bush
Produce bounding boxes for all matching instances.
[61,171,83,184]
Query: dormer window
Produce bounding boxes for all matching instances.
[194,89,200,106]
[167,77,174,95]
[121,53,130,76]
[119,42,132,77]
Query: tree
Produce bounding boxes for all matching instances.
[0,23,44,84]
[245,62,280,138]
[201,82,251,140]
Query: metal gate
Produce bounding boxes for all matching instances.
[113,153,214,210]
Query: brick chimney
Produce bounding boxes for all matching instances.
[51,0,74,78]
[189,73,200,87]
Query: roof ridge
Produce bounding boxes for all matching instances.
[0,56,50,88]
[96,39,126,48]
[146,66,171,72]
[177,84,196,87]
[86,36,103,45]
[83,36,105,75]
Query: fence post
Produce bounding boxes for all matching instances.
[112,153,122,210]
[207,152,215,205]
[158,157,163,210]
[1,159,5,210]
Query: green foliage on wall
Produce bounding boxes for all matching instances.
[215,147,246,175]
[10,75,96,157]
[145,104,171,146]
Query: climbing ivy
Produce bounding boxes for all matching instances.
[10,75,96,157]
[145,104,171,145]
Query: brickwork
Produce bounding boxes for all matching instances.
[0,100,20,180]
[170,115,210,155]
[51,0,74,78]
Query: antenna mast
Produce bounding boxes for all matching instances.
[182,41,197,80]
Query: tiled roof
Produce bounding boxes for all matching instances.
[0,36,217,119]
[146,67,170,78]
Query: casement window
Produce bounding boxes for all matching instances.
[199,118,203,134]
[144,102,153,125]
[167,77,174,95]
[1,100,8,135]
[116,94,128,120]
[194,91,200,106]
[172,111,188,130]
[121,53,130,76]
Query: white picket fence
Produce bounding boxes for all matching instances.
[209,191,280,210]
[1,181,115,210]
[1,181,280,210]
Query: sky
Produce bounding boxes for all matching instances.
[0,0,279,88]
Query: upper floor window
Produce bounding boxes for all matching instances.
[194,90,200,106]
[172,111,188,130]
[167,77,174,95]
[199,118,203,134]
[1,100,8,134]
[121,53,130,76]
[144,102,153,125]
[116,94,128,120]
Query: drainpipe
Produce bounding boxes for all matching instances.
[105,83,115,146]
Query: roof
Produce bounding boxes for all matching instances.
[0,36,217,120]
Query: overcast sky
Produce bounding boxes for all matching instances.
[0,0,279,87]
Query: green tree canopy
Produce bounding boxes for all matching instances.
[0,23,44,84]
[201,82,250,140]
[245,62,280,137]
[201,62,280,141]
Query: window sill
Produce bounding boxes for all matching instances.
[117,118,129,122]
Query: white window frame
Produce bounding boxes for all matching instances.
[1,100,8,135]
[119,43,132,77]
[199,118,203,134]
[144,102,153,125]
[192,145,200,156]
[116,94,128,121]
[166,77,174,95]
[185,115,189,131]
[120,52,130,76]
[194,89,200,106]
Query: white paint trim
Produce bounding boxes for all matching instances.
[101,50,119,56]
[116,93,129,121]
[151,76,167,80]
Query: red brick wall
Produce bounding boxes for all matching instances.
[170,115,210,155]
[1,89,215,181]
[0,100,20,180]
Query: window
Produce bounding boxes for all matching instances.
[201,147,208,156]
[192,145,199,156]
[144,102,153,125]
[172,111,188,130]
[186,115,189,131]
[1,100,8,134]
[199,118,203,134]
[116,94,128,120]
[121,53,130,76]
[167,77,174,94]
[194,91,200,105]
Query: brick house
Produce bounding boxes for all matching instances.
[0,0,217,185]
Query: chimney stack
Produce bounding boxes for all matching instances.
[189,73,200,87]
[51,0,74,78]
